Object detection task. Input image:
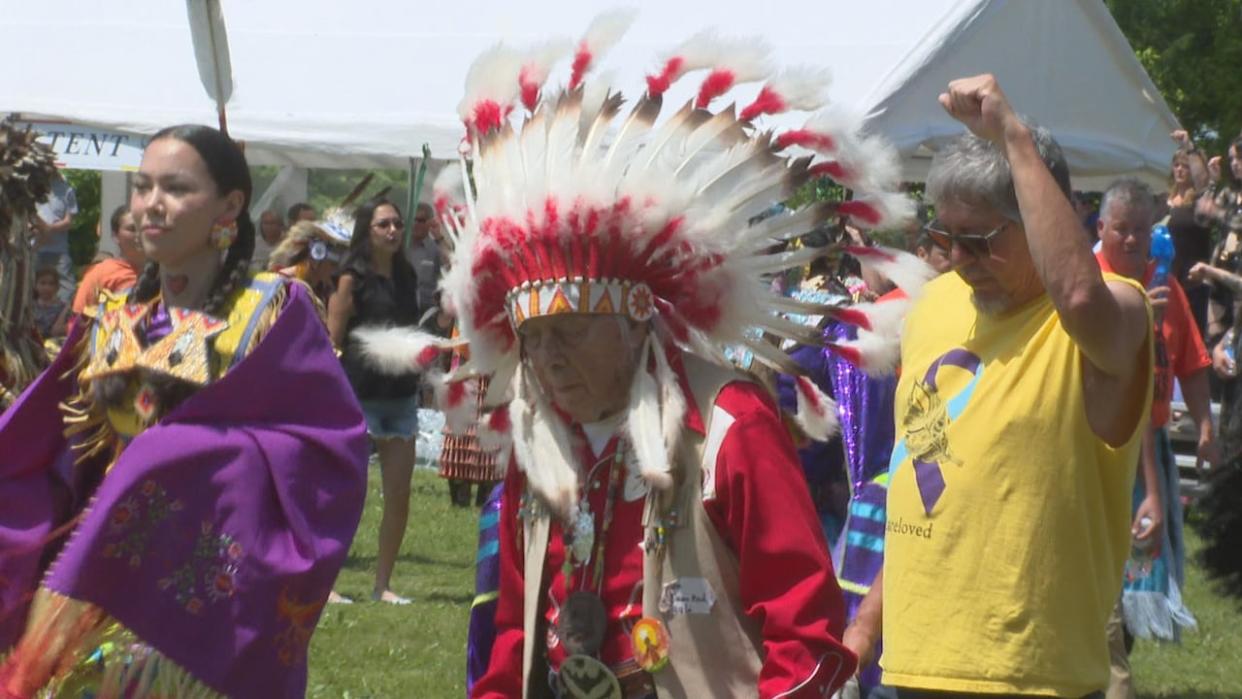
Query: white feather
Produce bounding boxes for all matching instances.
[700,36,773,87]
[650,338,687,459]
[831,134,903,194]
[520,40,572,102]
[802,105,866,150]
[578,8,638,67]
[349,325,450,375]
[625,338,674,490]
[432,164,464,213]
[512,366,580,520]
[458,43,523,123]
[763,66,832,112]
[187,0,233,111]
[660,30,726,78]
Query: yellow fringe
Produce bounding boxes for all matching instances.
[58,319,121,470]
[248,280,288,351]
[3,589,224,698]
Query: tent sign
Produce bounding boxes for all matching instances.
[18,121,146,172]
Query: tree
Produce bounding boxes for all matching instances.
[64,169,100,269]
[1107,0,1242,155]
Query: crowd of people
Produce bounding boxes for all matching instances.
[3,12,1242,699]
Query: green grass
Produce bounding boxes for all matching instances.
[1132,525,1242,699]
[307,468,1242,698]
[307,468,479,698]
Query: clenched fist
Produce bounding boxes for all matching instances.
[938,74,1025,146]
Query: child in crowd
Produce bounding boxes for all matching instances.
[32,267,69,339]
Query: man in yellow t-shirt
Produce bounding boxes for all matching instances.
[877,75,1153,698]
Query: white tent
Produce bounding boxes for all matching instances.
[2,0,1178,189]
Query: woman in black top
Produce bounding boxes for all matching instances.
[328,198,421,604]
[1166,147,1214,336]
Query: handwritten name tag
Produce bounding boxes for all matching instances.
[659,577,717,615]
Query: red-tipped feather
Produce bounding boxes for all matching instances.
[478,404,514,454]
[828,306,873,332]
[837,200,883,226]
[471,100,510,134]
[794,375,839,442]
[415,346,441,369]
[569,9,637,89]
[740,86,786,121]
[741,66,830,121]
[847,244,935,298]
[695,69,737,109]
[830,330,901,376]
[349,326,451,376]
[775,129,836,152]
[519,68,542,111]
[438,377,479,433]
[809,161,850,181]
[569,46,593,90]
[646,57,684,96]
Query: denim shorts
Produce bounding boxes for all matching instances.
[359,396,420,439]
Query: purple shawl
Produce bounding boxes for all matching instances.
[0,282,368,697]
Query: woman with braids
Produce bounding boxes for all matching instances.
[327,198,422,605]
[0,125,368,698]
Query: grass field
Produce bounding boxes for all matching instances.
[306,468,1242,698]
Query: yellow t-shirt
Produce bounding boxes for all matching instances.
[881,272,1152,696]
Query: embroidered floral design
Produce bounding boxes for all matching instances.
[274,586,325,666]
[157,520,243,614]
[100,479,184,568]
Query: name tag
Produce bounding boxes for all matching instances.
[659,577,716,615]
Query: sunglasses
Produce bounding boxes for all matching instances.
[371,218,404,231]
[923,220,1008,259]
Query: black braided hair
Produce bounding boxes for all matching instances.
[94,125,254,424]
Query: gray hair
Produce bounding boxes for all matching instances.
[926,123,1071,221]
[1098,178,1156,228]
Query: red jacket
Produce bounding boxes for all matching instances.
[472,379,854,698]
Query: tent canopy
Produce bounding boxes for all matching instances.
[2,0,1178,189]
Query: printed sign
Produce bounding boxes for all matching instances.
[17,121,147,172]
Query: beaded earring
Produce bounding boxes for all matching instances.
[210,221,237,250]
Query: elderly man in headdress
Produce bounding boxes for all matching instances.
[358,12,933,699]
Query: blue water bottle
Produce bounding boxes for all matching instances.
[1150,224,1174,289]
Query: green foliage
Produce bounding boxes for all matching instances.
[786,177,846,210]
[1107,0,1242,155]
[63,169,100,269]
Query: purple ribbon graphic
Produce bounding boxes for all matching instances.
[914,349,981,514]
